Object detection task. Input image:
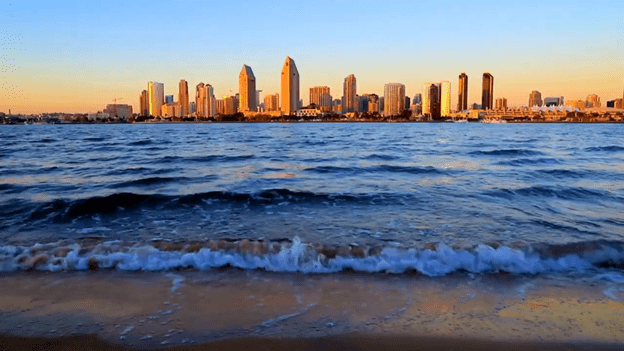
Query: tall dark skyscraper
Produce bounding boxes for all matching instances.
[482,72,494,110]
[428,84,440,119]
[458,72,468,111]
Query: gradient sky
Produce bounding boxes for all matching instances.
[1,0,623,113]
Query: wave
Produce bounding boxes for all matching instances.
[482,185,613,202]
[584,146,624,153]
[23,190,379,221]
[83,137,105,142]
[130,139,152,146]
[495,158,561,167]
[109,176,194,188]
[1,238,623,276]
[470,149,545,156]
[160,155,255,163]
[305,165,442,175]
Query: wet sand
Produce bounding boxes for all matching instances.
[0,271,623,350]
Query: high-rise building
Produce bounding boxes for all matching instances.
[343,74,357,113]
[215,99,225,115]
[482,73,494,110]
[189,102,196,115]
[565,100,586,110]
[239,65,257,112]
[178,80,189,117]
[440,81,451,116]
[264,94,280,112]
[365,94,379,113]
[586,94,601,108]
[458,72,468,111]
[383,83,406,116]
[139,90,149,116]
[310,86,332,111]
[529,91,543,107]
[165,95,174,104]
[544,97,564,107]
[413,94,422,104]
[195,83,215,118]
[425,84,440,119]
[404,96,411,110]
[422,83,431,115]
[280,56,300,114]
[147,82,164,117]
[495,98,508,110]
[379,97,384,112]
[225,96,238,115]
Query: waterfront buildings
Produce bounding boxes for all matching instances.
[147,82,164,117]
[239,65,257,112]
[343,74,357,113]
[425,84,441,119]
[566,100,586,110]
[383,83,405,117]
[366,94,379,113]
[280,56,300,115]
[189,102,196,115]
[529,91,543,107]
[458,73,468,111]
[413,94,422,104]
[224,96,238,115]
[195,83,216,118]
[422,83,431,115]
[264,94,280,112]
[139,90,148,116]
[482,73,494,110]
[103,104,133,120]
[440,81,451,116]
[544,96,564,107]
[310,86,332,112]
[165,95,174,104]
[586,94,601,108]
[178,80,189,117]
[495,98,508,110]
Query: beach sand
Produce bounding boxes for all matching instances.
[1,270,623,350]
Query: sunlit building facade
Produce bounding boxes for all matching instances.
[310,86,332,112]
[383,83,405,116]
[458,73,468,111]
[343,74,357,113]
[195,83,216,118]
[440,81,451,116]
[482,73,494,110]
[147,81,164,117]
[280,56,300,114]
[264,94,280,112]
[495,98,508,110]
[178,80,189,117]
[586,94,601,108]
[529,90,543,107]
[239,65,257,112]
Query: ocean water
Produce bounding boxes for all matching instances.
[1,123,624,277]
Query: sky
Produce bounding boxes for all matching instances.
[1,0,623,114]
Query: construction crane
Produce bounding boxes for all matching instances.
[112,97,123,119]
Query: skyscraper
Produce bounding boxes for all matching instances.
[147,82,164,117]
[440,81,451,116]
[178,80,189,117]
[529,91,543,107]
[264,94,280,112]
[383,83,405,116]
[140,90,149,116]
[366,94,379,113]
[426,84,440,119]
[482,73,494,110]
[165,95,174,104]
[280,56,300,115]
[195,83,215,118]
[413,94,422,104]
[458,73,468,111]
[495,98,508,110]
[343,74,357,113]
[310,86,332,111]
[239,65,257,112]
[422,83,431,115]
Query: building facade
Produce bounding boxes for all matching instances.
[178,80,189,117]
[140,90,149,116]
[529,90,543,107]
[495,98,508,110]
[310,86,332,112]
[239,65,257,112]
[103,104,133,120]
[383,83,406,117]
[426,84,440,119]
[586,94,601,108]
[482,73,494,110]
[264,94,280,112]
[458,72,468,111]
[343,74,357,113]
[280,56,300,115]
[440,81,451,116]
[147,82,164,117]
[195,83,216,118]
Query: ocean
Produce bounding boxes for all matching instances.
[1,123,624,278]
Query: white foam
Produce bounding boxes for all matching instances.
[0,238,622,277]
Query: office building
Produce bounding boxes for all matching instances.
[310,86,332,111]
[544,97,564,107]
[565,100,586,110]
[178,80,189,117]
[422,83,431,115]
[425,84,440,119]
[529,91,543,107]
[413,94,422,104]
[343,74,357,113]
[586,94,601,108]
[189,102,196,115]
[264,94,280,112]
[195,83,216,118]
[440,81,451,116]
[495,98,508,110]
[482,73,494,110]
[404,96,411,110]
[367,94,380,113]
[458,72,468,111]
[280,56,300,114]
[383,83,406,116]
[104,104,133,120]
[225,96,238,115]
[239,65,257,112]
[147,82,164,117]
[139,90,149,116]
[165,95,174,104]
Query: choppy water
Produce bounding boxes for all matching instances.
[1,123,624,276]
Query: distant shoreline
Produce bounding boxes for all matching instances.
[3,120,624,125]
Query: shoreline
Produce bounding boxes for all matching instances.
[1,271,623,349]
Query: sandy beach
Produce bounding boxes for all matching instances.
[1,270,623,350]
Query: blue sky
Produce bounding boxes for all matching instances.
[1,0,623,112]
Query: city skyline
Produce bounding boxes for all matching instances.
[1,0,623,114]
